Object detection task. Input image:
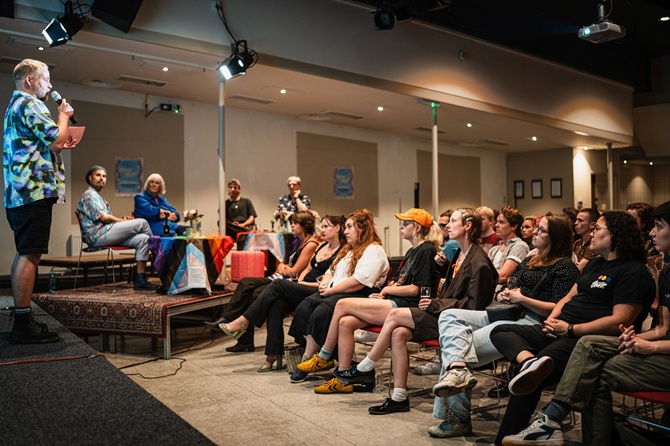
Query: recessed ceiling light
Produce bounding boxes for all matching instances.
[650,161,654,166]
[623,160,627,164]
[37,46,44,51]
[574,130,589,136]
[162,66,168,72]
[531,136,537,141]
[280,89,287,94]
[660,16,669,22]
[583,146,589,150]
[377,106,384,111]
[466,123,472,128]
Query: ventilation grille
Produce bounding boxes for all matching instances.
[412,126,446,134]
[0,56,55,71]
[117,75,168,87]
[323,111,363,120]
[228,95,274,105]
[482,138,511,146]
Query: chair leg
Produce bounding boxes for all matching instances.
[74,244,84,290]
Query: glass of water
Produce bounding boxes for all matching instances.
[421,286,432,299]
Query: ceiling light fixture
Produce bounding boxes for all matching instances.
[531,136,537,141]
[218,40,257,80]
[373,9,395,30]
[660,16,669,22]
[42,1,85,47]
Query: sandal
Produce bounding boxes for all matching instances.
[257,356,285,373]
[218,321,248,340]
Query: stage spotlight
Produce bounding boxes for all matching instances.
[374,9,395,30]
[42,1,84,47]
[218,40,257,80]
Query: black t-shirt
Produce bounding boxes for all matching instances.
[560,256,655,330]
[226,197,257,223]
[658,264,670,339]
[388,242,438,305]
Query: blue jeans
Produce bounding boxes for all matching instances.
[432,309,539,423]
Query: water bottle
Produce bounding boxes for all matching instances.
[48,270,56,294]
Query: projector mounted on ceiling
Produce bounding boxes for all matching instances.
[578,0,626,44]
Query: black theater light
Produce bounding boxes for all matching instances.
[42,1,84,47]
[374,9,395,30]
[218,40,257,80]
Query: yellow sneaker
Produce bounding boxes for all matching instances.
[314,377,353,394]
[297,354,334,372]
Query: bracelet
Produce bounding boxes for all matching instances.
[567,323,575,338]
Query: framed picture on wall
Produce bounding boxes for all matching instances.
[551,178,562,198]
[531,179,542,199]
[514,180,524,199]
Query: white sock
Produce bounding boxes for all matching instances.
[391,387,407,402]
[357,356,376,372]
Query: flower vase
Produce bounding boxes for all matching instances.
[190,219,202,237]
[279,220,288,232]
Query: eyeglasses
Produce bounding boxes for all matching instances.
[439,223,448,229]
[534,226,548,235]
[593,225,608,233]
[400,220,414,227]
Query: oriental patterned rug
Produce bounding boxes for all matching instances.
[32,282,232,337]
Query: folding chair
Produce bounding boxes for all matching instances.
[74,210,135,290]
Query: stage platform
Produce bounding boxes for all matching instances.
[0,296,214,445]
[31,283,232,359]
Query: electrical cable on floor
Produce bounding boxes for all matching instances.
[123,357,187,379]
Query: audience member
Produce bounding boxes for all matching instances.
[573,207,599,272]
[287,209,389,368]
[295,208,442,388]
[477,206,501,253]
[501,200,670,446]
[428,214,579,438]
[217,215,345,371]
[438,209,459,263]
[212,211,319,351]
[520,216,536,248]
[77,166,156,290]
[133,173,187,236]
[225,178,257,240]
[277,176,310,212]
[489,211,654,445]
[3,58,74,344]
[489,206,529,286]
[626,201,655,235]
[335,208,497,415]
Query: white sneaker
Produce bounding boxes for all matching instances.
[354,330,379,343]
[501,412,564,445]
[508,356,554,396]
[432,366,477,397]
[413,357,441,375]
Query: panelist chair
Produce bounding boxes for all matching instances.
[74,210,135,290]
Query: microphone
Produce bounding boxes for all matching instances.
[50,91,78,124]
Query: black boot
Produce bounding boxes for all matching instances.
[10,311,59,344]
[134,273,157,290]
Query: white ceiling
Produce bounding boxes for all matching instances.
[0,13,636,155]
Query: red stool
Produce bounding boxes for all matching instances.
[231,251,265,282]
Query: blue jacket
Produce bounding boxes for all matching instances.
[133,191,181,235]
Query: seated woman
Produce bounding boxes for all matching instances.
[489,206,529,287]
[211,211,319,351]
[520,215,536,248]
[133,173,187,236]
[502,201,670,446]
[489,211,655,445]
[294,208,442,386]
[215,215,345,371]
[287,209,389,376]
[427,214,579,438]
[332,208,498,414]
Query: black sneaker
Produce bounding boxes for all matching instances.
[10,313,59,344]
[134,278,157,290]
[368,397,410,415]
[290,369,309,383]
[334,367,375,385]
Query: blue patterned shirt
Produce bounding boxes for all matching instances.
[77,188,113,245]
[3,90,64,208]
[277,193,311,212]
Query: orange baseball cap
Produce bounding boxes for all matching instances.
[395,208,433,228]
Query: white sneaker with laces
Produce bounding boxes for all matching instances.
[432,366,477,398]
[501,412,564,445]
[508,356,554,396]
[413,357,441,375]
[354,330,379,343]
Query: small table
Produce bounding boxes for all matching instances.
[236,231,297,267]
[148,235,234,294]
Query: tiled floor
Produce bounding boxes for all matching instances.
[87,323,584,446]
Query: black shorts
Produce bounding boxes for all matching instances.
[6,197,57,255]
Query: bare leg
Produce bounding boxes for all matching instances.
[225,315,250,332]
[322,298,395,351]
[304,335,319,358]
[137,260,146,274]
[11,253,41,308]
[391,326,413,388]
[337,315,368,369]
[367,308,415,362]
[516,351,534,364]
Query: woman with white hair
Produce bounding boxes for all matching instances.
[134,173,187,235]
[277,176,311,212]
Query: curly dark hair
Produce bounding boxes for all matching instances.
[627,202,655,233]
[499,206,524,238]
[602,211,646,263]
[290,211,316,236]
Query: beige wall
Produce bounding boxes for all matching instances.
[417,151,481,212]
